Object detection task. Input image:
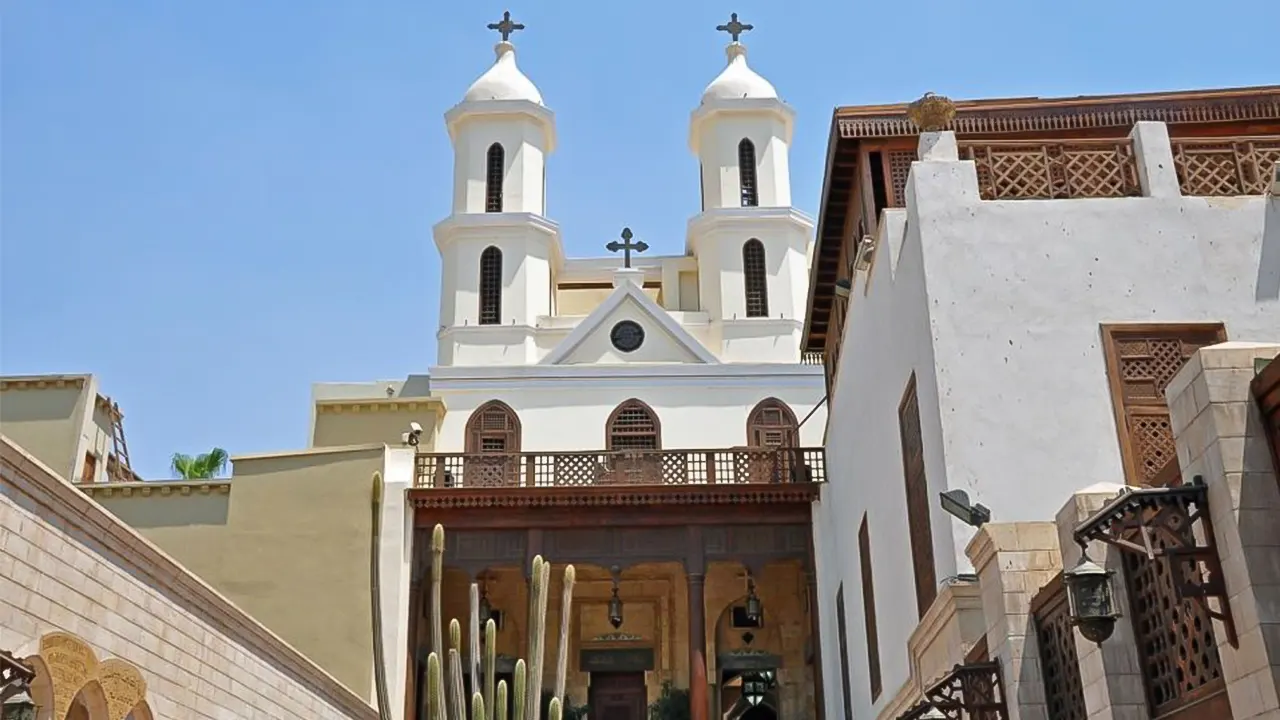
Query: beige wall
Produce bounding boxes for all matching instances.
[313,399,444,450]
[89,446,386,700]
[1,435,377,720]
[0,376,89,480]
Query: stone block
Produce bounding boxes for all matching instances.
[1129,121,1181,199]
[1205,368,1260,404]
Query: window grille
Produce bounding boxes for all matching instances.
[485,143,505,212]
[607,401,661,450]
[739,139,758,207]
[479,246,503,325]
[743,239,769,318]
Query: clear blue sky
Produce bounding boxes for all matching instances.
[3,1,1275,478]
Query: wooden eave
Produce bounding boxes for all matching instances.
[410,483,820,529]
[802,85,1280,352]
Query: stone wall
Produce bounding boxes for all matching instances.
[1,435,378,720]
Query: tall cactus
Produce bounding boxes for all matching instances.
[421,526,578,720]
[484,619,497,720]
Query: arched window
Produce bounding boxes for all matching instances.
[738,138,758,207]
[606,399,661,450]
[747,398,798,447]
[479,246,502,325]
[485,143,505,213]
[743,239,769,318]
[466,400,521,453]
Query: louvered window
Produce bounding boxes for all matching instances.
[743,239,768,318]
[739,138,758,207]
[899,373,937,618]
[607,400,661,450]
[479,246,502,325]
[859,515,882,701]
[485,143,504,213]
[747,398,797,447]
[466,401,520,454]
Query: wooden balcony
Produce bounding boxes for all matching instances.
[412,447,826,489]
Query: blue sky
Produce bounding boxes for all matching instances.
[3,1,1275,478]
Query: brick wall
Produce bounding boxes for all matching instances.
[0,436,379,720]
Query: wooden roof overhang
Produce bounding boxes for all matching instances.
[409,483,819,530]
[802,85,1280,352]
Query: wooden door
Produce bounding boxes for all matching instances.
[589,672,646,720]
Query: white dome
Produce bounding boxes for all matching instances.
[463,42,543,105]
[700,43,777,103]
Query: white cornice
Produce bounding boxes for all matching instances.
[429,363,823,392]
[686,206,814,252]
[433,212,560,242]
[444,99,557,153]
[539,281,720,365]
[688,98,796,155]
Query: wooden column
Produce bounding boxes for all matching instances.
[806,570,827,720]
[687,528,709,720]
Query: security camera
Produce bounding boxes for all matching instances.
[403,421,424,447]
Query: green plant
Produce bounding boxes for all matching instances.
[540,690,587,720]
[647,682,691,720]
[169,447,228,479]
[424,524,576,720]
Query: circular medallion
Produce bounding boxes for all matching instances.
[610,320,645,353]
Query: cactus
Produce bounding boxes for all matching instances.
[496,679,509,720]
[532,561,551,720]
[553,565,576,703]
[484,619,497,720]
[420,526,579,720]
[431,524,447,720]
[427,652,442,720]
[513,660,527,720]
[469,583,482,700]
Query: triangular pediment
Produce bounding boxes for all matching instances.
[541,283,718,365]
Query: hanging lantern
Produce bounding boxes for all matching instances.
[745,578,763,624]
[760,669,776,687]
[1063,550,1119,644]
[741,672,767,707]
[478,585,493,626]
[608,587,624,629]
[2,691,37,720]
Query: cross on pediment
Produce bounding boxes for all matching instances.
[606,228,649,268]
[715,13,753,42]
[487,11,525,42]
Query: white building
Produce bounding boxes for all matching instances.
[804,89,1280,720]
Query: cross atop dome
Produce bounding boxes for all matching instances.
[715,13,753,43]
[487,10,525,42]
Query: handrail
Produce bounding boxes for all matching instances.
[413,447,826,489]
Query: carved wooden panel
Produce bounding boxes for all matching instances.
[1101,324,1227,487]
[1122,505,1226,717]
[858,516,882,701]
[1172,135,1280,196]
[1030,574,1085,720]
[961,140,1140,200]
[887,150,915,208]
[432,530,526,575]
[899,374,937,617]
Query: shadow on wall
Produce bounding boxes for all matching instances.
[1258,198,1280,301]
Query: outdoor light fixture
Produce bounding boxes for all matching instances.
[939,489,991,528]
[744,577,763,624]
[920,707,945,720]
[0,650,36,720]
[741,672,768,708]
[608,566,624,629]
[2,691,36,720]
[1063,548,1119,644]
[833,278,852,299]
[760,669,776,686]
[478,578,493,627]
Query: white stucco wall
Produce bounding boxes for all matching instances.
[429,364,826,454]
[813,125,1280,719]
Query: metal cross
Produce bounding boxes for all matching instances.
[715,13,753,42]
[487,11,525,42]
[606,228,649,268]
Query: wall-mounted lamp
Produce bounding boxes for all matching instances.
[939,489,991,528]
[741,672,768,707]
[854,236,876,271]
[833,278,852,299]
[1063,547,1119,644]
[478,576,493,626]
[608,565,624,629]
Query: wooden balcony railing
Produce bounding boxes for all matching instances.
[959,139,1141,200]
[1171,135,1280,196]
[413,447,826,489]
[801,350,824,365]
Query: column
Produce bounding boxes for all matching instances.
[687,528,708,720]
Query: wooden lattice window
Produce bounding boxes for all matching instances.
[1100,323,1227,487]
[743,239,769,318]
[739,138,758,207]
[1172,136,1280,196]
[887,150,915,207]
[1031,573,1086,720]
[606,400,661,450]
[747,398,798,448]
[485,143,505,212]
[858,515,882,701]
[835,584,855,720]
[899,373,937,618]
[479,246,503,325]
[466,401,521,454]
